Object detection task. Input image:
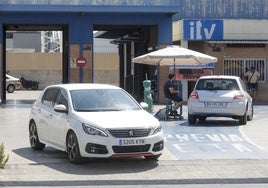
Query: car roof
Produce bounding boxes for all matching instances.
[45,83,121,91]
[198,75,240,80]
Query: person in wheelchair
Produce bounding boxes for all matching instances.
[163,73,183,115]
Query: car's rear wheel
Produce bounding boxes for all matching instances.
[188,114,197,124]
[29,121,45,150]
[7,84,15,93]
[247,104,253,121]
[66,131,83,164]
[239,111,247,125]
[144,154,161,160]
[198,116,206,122]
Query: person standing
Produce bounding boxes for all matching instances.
[163,73,183,111]
[244,66,260,100]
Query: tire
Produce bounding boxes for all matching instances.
[239,111,247,125]
[247,104,253,121]
[29,121,45,150]
[198,116,206,122]
[188,114,197,124]
[7,84,15,93]
[144,154,161,160]
[66,131,83,164]
[31,84,38,90]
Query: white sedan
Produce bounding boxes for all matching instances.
[188,75,253,125]
[6,74,21,93]
[29,84,164,164]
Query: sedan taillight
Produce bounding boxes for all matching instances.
[234,91,245,99]
[189,91,199,99]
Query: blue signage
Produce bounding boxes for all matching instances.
[184,20,223,40]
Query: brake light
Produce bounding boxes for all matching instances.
[234,91,245,99]
[190,91,199,99]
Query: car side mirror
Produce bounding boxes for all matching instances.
[54,104,68,113]
[140,102,149,109]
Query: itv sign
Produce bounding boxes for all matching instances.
[184,20,223,40]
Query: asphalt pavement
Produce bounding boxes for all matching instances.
[0,90,268,187]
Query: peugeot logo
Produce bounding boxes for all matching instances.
[128,130,134,137]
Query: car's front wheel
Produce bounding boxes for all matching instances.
[188,114,197,124]
[29,121,45,150]
[7,84,15,93]
[66,131,83,164]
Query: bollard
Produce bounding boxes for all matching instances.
[143,77,153,113]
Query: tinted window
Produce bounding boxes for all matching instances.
[196,79,239,90]
[41,87,60,108]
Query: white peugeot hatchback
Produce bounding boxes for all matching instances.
[188,75,253,125]
[29,84,164,164]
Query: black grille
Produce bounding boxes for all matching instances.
[112,144,151,153]
[108,129,151,138]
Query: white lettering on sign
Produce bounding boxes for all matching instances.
[232,144,252,152]
[165,133,253,153]
[190,21,216,40]
[173,144,193,153]
[173,134,244,142]
[77,60,86,64]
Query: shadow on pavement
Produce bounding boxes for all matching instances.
[12,147,159,175]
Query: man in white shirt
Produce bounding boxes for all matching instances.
[244,66,260,100]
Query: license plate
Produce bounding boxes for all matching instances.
[119,138,145,146]
[205,102,226,108]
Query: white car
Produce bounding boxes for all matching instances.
[29,83,164,164]
[188,75,253,125]
[6,74,21,93]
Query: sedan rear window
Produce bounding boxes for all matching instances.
[195,79,239,90]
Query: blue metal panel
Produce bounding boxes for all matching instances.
[0,0,179,14]
[174,0,268,20]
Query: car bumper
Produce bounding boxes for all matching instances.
[188,100,247,116]
[78,132,164,158]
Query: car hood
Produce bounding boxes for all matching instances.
[73,110,159,129]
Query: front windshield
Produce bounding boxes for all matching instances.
[70,89,141,112]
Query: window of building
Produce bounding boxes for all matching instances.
[223,58,266,81]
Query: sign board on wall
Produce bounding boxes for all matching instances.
[184,20,223,40]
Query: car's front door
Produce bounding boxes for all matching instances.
[48,88,70,150]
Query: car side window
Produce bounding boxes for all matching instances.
[54,88,68,109]
[41,88,60,108]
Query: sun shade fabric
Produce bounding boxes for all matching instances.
[132,45,217,66]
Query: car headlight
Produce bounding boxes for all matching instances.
[152,125,162,135]
[82,123,108,137]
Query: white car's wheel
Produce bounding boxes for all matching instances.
[29,121,45,150]
[247,105,253,121]
[188,114,197,124]
[66,131,83,164]
[7,84,15,93]
[239,111,247,125]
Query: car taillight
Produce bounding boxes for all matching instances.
[234,91,245,99]
[189,91,199,99]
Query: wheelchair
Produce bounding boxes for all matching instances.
[165,98,183,121]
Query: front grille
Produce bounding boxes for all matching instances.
[108,129,151,138]
[112,144,151,153]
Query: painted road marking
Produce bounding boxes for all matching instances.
[162,119,268,160]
